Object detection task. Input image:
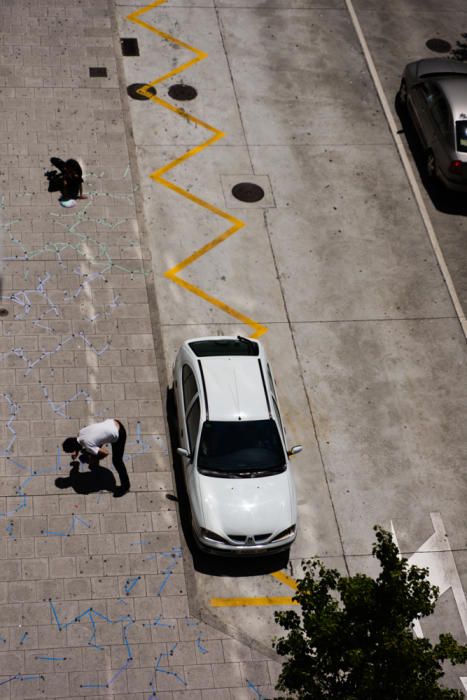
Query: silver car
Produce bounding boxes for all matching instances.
[398,58,467,190]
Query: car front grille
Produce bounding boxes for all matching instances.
[227,533,272,545]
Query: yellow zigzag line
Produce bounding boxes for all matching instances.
[127,0,268,339]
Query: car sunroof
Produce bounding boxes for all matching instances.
[189,337,259,357]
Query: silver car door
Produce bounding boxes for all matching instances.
[429,95,454,170]
[409,81,436,148]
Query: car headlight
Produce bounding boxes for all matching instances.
[273,525,296,542]
[200,528,228,544]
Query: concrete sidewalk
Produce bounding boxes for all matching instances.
[0,1,280,697]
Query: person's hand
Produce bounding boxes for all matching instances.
[71,450,79,460]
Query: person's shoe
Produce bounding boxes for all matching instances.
[113,486,129,498]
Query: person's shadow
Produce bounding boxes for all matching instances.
[55,460,117,495]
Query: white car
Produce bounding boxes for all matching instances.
[173,336,302,555]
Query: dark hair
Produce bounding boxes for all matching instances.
[62,437,80,453]
[64,159,82,178]
[55,477,71,489]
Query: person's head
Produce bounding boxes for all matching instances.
[55,477,71,489]
[62,437,80,454]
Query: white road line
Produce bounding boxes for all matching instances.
[345,0,467,341]
[392,513,467,690]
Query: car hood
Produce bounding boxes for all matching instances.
[197,470,295,538]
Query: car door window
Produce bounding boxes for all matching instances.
[430,96,451,140]
[267,365,277,402]
[186,398,201,454]
[420,81,437,107]
[182,364,198,412]
[271,395,286,444]
[267,365,286,442]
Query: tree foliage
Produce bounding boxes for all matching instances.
[274,527,467,699]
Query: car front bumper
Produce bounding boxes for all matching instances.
[193,526,296,556]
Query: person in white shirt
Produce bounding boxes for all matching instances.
[62,418,130,497]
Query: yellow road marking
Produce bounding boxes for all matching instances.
[210,596,298,607]
[127,0,268,339]
[209,570,299,608]
[271,571,298,591]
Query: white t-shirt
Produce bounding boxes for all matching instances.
[77,419,119,455]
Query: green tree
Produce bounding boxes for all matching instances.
[274,527,467,699]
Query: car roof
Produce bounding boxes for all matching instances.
[200,356,270,422]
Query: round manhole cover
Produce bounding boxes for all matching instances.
[126,83,157,100]
[168,84,197,101]
[232,182,265,203]
[0,308,9,317]
[425,38,452,53]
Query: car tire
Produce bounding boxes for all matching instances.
[398,79,408,107]
[426,150,437,180]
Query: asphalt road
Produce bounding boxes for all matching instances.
[116,0,467,690]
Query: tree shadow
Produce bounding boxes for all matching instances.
[394,93,467,216]
[450,33,467,63]
[165,386,290,577]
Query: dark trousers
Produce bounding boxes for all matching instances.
[112,421,130,491]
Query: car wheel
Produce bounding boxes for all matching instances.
[398,79,408,106]
[426,150,437,180]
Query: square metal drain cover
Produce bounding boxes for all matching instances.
[121,38,140,56]
[89,67,107,78]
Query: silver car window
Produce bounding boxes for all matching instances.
[421,81,437,106]
[431,96,452,140]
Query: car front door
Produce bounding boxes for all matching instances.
[429,94,454,174]
[179,363,198,452]
[179,364,203,526]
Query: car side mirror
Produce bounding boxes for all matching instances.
[177,447,190,459]
[288,445,303,456]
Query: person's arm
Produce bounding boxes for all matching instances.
[50,157,66,173]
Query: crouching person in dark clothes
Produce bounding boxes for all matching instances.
[45,157,86,207]
[62,418,130,498]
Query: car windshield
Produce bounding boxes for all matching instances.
[197,419,286,475]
